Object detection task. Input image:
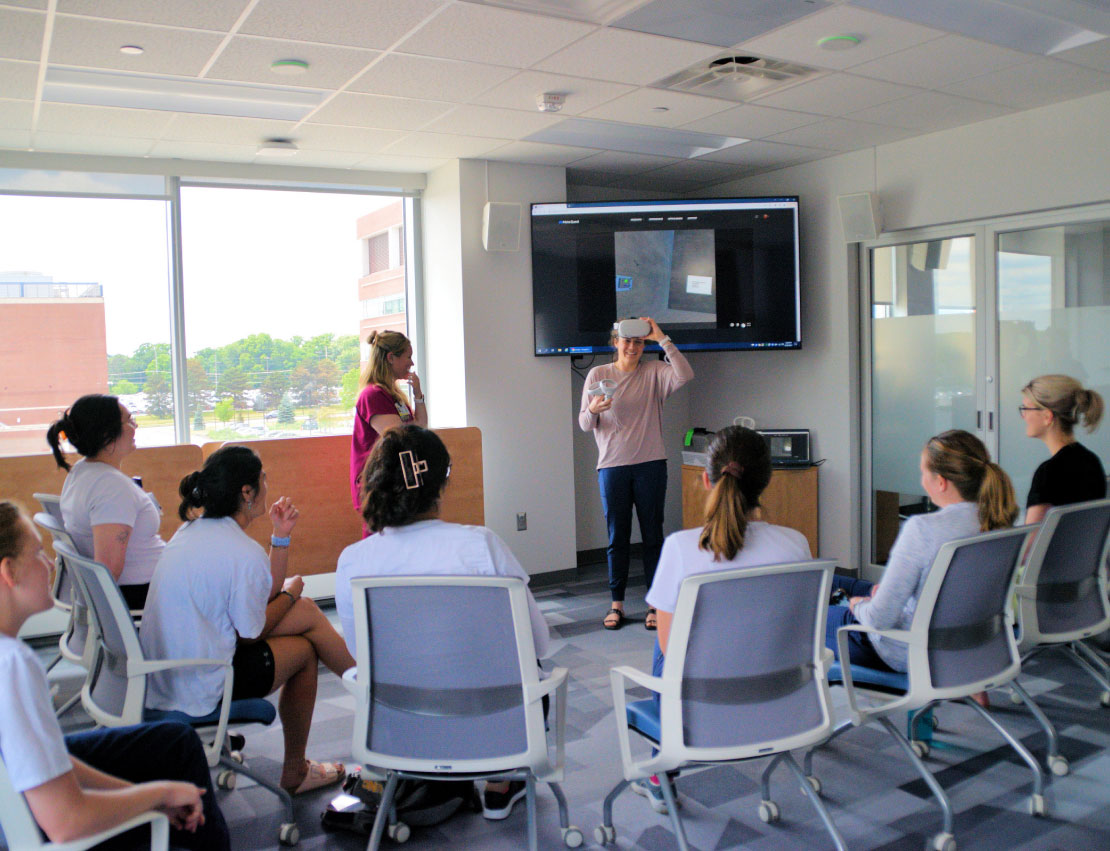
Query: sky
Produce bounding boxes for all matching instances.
[0,187,398,357]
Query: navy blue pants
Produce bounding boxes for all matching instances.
[826,575,895,671]
[598,459,667,602]
[65,721,230,851]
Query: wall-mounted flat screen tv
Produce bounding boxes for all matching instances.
[531,196,801,356]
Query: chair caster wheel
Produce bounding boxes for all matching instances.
[1048,755,1069,776]
[594,825,616,844]
[1010,689,1024,705]
[216,769,236,790]
[1029,794,1046,817]
[758,800,780,823]
[805,775,822,794]
[562,826,584,848]
[1100,690,1110,707]
[931,831,956,851]
[387,822,410,843]
[229,750,245,764]
[911,740,930,758]
[278,823,299,846]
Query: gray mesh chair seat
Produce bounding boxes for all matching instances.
[54,541,301,847]
[344,575,578,851]
[806,527,1043,851]
[600,560,846,851]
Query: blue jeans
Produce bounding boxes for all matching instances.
[65,721,230,851]
[598,459,667,602]
[826,575,895,671]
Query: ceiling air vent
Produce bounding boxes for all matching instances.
[655,53,820,103]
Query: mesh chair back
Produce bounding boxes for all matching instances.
[56,542,142,722]
[33,492,64,526]
[362,583,527,761]
[33,512,88,658]
[676,565,827,749]
[1032,501,1110,636]
[926,530,1026,689]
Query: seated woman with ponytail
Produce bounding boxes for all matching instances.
[139,446,354,795]
[828,429,1018,675]
[47,394,164,609]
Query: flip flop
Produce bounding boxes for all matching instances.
[285,760,346,795]
[644,608,658,631]
[603,607,625,630]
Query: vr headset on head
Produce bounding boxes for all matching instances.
[613,318,651,340]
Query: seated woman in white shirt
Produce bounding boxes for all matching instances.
[46,394,165,609]
[139,446,354,796]
[0,500,229,850]
[336,424,551,823]
[641,425,811,812]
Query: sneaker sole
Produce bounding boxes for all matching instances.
[482,787,527,820]
[631,782,669,814]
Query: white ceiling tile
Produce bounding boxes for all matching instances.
[766,116,916,150]
[563,168,622,187]
[350,152,449,172]
[348,54,515,102]
[31,130,154,156]
[422,104,562,138]
[147,138,257,161]
[380,131,509,158]
[306,92,455,130]
[567,150,680,174]
[943,58,1110,109]
[57,0,244,31]
[1,1,47,9]
[159,113,299,145]
[613,0,832,49]
[737,5,946,71]
[850,34,1031,89]
[751,72,920,116]
[36,102,175,137]
[293,123,406,154]
[679,103,822,138]
[50,17,225,76]
[537,29,720,85]
[580,88,732,127]
[241,0,447,50]
[0,129,33,149]
[396,3,594,68]
[0,8,45,62]
[849,90,1013,131]
[0,59,39,99]
[0,98,34,130]
[472,70,634,114]
[696,137,828,166]
[206,36,378,89]
[484,139,600,165]
[607,171,703,192]
[1053,39,1110,74]
[256,148,366,168]
[639,157,745,182]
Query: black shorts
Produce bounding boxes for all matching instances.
[231,641,275,700]
[120,583,149,611]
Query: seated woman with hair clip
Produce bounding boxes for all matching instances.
[0,500,230,850]
[139,446,354,796]
[46,394,165,609]
[335,424,551,824]
[640,425,811,813]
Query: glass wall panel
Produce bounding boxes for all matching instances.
[179,187,404,443]
[997,220,1110,510]
[870,237,976,563]
[0,194,173,455]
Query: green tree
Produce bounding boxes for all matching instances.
[214,399,233,424]
[110,379,139,395]
[314,359,340,405]
[143,370,172,418]
[193,407,206,431]
[277,396,296,425]
[340,368,361,408]
[257,371,290,410]
[185,359,211,416]
[219,366,250,409]
[290,362,317,407]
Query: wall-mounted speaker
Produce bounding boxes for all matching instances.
[482,201,521,252]
[837,192,881,242]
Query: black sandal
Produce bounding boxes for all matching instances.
[603,607,625,630]
[644,608,658,631]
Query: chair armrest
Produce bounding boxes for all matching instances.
[608,666,671,782]
[610,665,664,694]
[836,626,912,726]
[820,647,834,674]
[129,657,229,677]
[837,623,912,643]
[1013,583,1038,601]
[525,665,568,702]
[54,810,169,851]
[527,668,569,781]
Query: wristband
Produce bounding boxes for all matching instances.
[413,395,425,403]
[271,535,291,548]
[279,589,296,603]
[659,335,672,345]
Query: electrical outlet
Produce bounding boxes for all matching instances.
[516,512,527,531]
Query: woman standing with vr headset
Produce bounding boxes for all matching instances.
[579,317,693,632]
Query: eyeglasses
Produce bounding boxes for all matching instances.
[1017,406,1042,416]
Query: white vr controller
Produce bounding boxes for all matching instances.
[613,318,651,339]
[588,378,617,399]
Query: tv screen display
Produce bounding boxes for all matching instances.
[531,197,801,356]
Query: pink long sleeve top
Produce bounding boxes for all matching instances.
[578,339,693,470]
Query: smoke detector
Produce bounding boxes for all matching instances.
[655,53,819,104]
[536,92,566,113]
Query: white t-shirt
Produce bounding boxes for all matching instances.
[61,458,165,586]
[646,522,813,614]
[140,517,271,716]
[335,519,550,660]
[0,634,72,793]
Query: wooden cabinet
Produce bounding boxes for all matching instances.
[681,464,819,556]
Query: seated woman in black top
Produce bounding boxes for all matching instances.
[1019,374,1106,524]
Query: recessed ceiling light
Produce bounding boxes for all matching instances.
[817,35,861,51]
[119,45,144,55]
[256,138,299,157]
[271,59,309,76]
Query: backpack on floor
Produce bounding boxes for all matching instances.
[321,769,480,835]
